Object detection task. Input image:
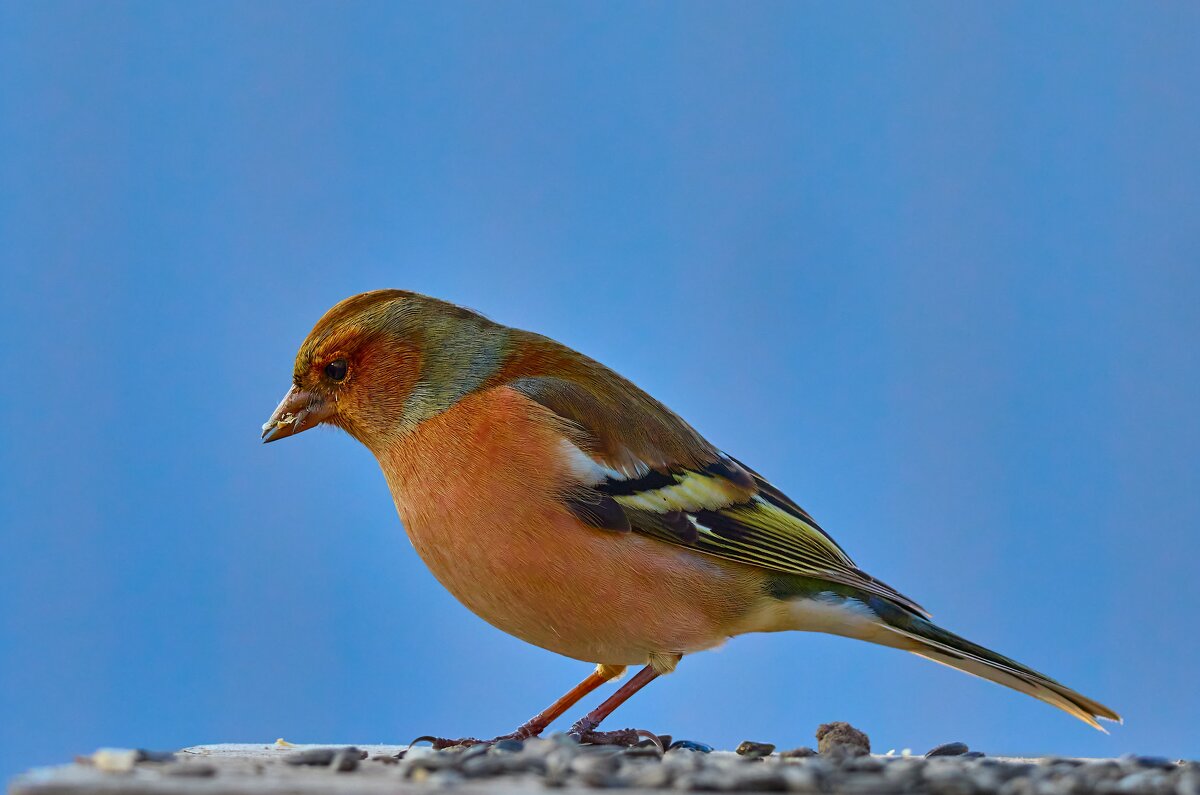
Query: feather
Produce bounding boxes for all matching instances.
[486,337,928,617]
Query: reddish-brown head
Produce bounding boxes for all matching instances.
[261,290,509,450]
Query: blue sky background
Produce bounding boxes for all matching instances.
[2,1,1198,782]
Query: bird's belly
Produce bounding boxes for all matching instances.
[375,385,767,666]
[401,507,761,666]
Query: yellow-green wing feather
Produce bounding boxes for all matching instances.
[503,367,926,616]
[606,458,930,617]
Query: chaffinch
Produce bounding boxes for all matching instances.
[262,289,1119,745]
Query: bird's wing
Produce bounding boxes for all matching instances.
[509,374,929,617]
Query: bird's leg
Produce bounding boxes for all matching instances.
[415,664,626,749]
[507,663,626,740]
[566,661,668,746]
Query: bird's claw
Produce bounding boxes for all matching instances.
[409,735,489,750]
[410,731,528,751]
[568,727,661,748]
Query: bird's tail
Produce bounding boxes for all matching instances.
[863,596,1121,730]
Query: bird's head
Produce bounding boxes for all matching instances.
[261,290,509,450]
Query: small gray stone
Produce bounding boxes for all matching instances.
[663,747,705,774]
[673,767,735,791]
[795,756,835,779]
[405,750,462,775]
[923,765,977,795]
[838,773,908,795]
[457,743,491,761]
[728,764,788,791]
[780,746,818,758]
[570,750,621,786]
[283,747,340,766]
[1177,770,1200,795]
[330,747,365,772]
[422,769,465,789]
[459,754,505,778]
[1134,756,1178,770]
[1079,760,1123,781]
[621,760,672,788]
[623,740,665,758]
[162,763,216,777]
[280,749,364,768]
[492,738,524,753]
[780,764,821,793]
[1115,769,1170,793]
[882,758,924,786]
[844,755,884,772]
[135,749,179,763]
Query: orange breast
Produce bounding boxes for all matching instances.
[376,386,767,666]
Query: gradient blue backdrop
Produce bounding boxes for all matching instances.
[2,1,1198,782]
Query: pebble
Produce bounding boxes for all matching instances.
[134,749,180,763]
[927,742,971,758]
[330,747,363,772]
[816,721,871,757]
[625,741,666,759]
[283,746,367,767]
[1131,755,1177,770]
[623,760,673,788]
[492,738,524,753]
[667,739,714,753]
[42,724,1196,794]
[89,748,140,773]
[570,751,622,787]
[735,740,776,758]
[161,763,217,777]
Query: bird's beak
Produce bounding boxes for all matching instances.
[261,385,333,443]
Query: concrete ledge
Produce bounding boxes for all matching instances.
[8,741,1196,795]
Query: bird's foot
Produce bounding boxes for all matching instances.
[568,726,663,749]
[411,731,527,750]
[411,735,486,750]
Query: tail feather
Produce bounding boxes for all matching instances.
[867,597,1121,731]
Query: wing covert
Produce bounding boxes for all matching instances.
[500,362,928,618]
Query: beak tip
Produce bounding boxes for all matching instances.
[262,386,328,445]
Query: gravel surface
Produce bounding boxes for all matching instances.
[9,728,1198,795]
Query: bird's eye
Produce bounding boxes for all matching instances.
[324,359,348,382]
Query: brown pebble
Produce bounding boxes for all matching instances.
[780,746,818,758]
[815,721,870,757]
[735,740,776,758]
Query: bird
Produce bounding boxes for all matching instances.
[261,289,1119,746]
